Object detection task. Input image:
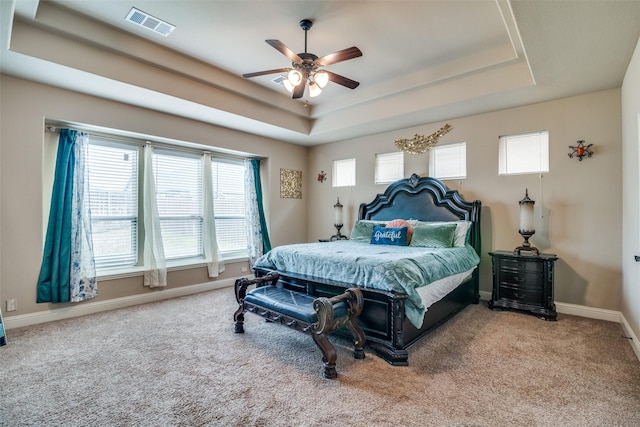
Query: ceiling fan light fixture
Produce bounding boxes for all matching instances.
[288,69,303,86]
[309,82,322,97]
[314,70,329,88]
[282,79,295,93]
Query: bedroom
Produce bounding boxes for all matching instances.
[0,0,639,421]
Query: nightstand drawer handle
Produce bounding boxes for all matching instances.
[514,293,525,300]
[514,276,526,283]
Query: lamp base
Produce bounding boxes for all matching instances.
[514,232,539,256]
[331,224,348,241]
[514,245,539,256]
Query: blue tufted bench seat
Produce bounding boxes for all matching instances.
[233,272,366,379]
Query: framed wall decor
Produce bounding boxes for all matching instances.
[280,168,302,199]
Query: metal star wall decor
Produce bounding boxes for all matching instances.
[568,140,593,161]
[395,124,452,155]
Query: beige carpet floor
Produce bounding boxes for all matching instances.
[1,285,639,427]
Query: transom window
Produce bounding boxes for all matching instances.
[499,131,549,175]
[375,151,404,184]
[333,158,356,187]
[429,142,467,180]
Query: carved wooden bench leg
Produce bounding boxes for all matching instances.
[233,272,279,334]
[311,333,338,379]
[344,288,366,360]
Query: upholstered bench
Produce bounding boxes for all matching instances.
[233,272,366,379]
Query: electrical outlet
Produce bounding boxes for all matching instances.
[241,267,248,273]
[6,299,16,312]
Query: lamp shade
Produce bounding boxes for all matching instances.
[519,189,535,232]
[334,197,343,226]
[314,70,329,88]
[309,82,322,97]
[287,69,303,86]
[282,79,295,93]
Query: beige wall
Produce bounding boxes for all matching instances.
[0,75,308,319]
[621,37,640,340]
[309,89,623,310]
[0,73,627,322]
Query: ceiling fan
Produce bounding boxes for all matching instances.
[242,19,362,99]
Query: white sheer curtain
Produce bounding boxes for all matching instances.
[70,131,97,302]
[203,153,225,277]
[143,145,167,288]
[244,159,263,266]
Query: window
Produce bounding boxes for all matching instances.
[212,159,247,258]
[333,158,356,187]
[375,152,404,184]
[83,133,249,273]
[499,131,549,175]
[153,150,203,261]
[429,142,467,180]
[87,140,139,269]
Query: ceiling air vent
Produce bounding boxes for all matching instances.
[271,75,288,86]
[125,8,175,37]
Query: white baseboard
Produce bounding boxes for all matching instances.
[479,291,620,322]
[620,314,640,362]
[3,277,240,330]
[479,290,640,362]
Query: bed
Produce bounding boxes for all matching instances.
[253,173,481,365]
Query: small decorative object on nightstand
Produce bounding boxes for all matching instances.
[489,251,557,321]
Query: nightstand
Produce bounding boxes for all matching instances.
[488,251,558,321]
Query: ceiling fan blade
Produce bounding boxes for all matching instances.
[326,71,359,89]
[266,39,302,63]
[316,46,362,66]
[292,77,307,99]
[242,68,291,78]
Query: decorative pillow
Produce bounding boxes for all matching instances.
[409,223,457,248]
[386,219,413,242]
[453,221,472,247]
[350,220,386,242]
[413,220,472,247]
[370,226,409,246]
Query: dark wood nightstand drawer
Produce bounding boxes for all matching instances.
[499,258,543,273]
[498,284,543,304]
[499,270,543,289]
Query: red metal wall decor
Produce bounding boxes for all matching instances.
[317,171,327,182]
[568,140,593,161]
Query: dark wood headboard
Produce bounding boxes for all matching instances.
[358,174,482,256]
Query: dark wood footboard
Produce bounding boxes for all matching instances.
[254,267,479,366]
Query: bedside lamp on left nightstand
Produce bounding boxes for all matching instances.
[331,197,348,241]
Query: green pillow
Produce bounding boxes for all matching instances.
[409,223,457,248]
[350,220,385,242]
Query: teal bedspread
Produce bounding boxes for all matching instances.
[253,241,480,328]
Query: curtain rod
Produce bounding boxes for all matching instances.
[44,123,263,162]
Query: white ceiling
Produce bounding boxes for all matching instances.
[2,0,640,146]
